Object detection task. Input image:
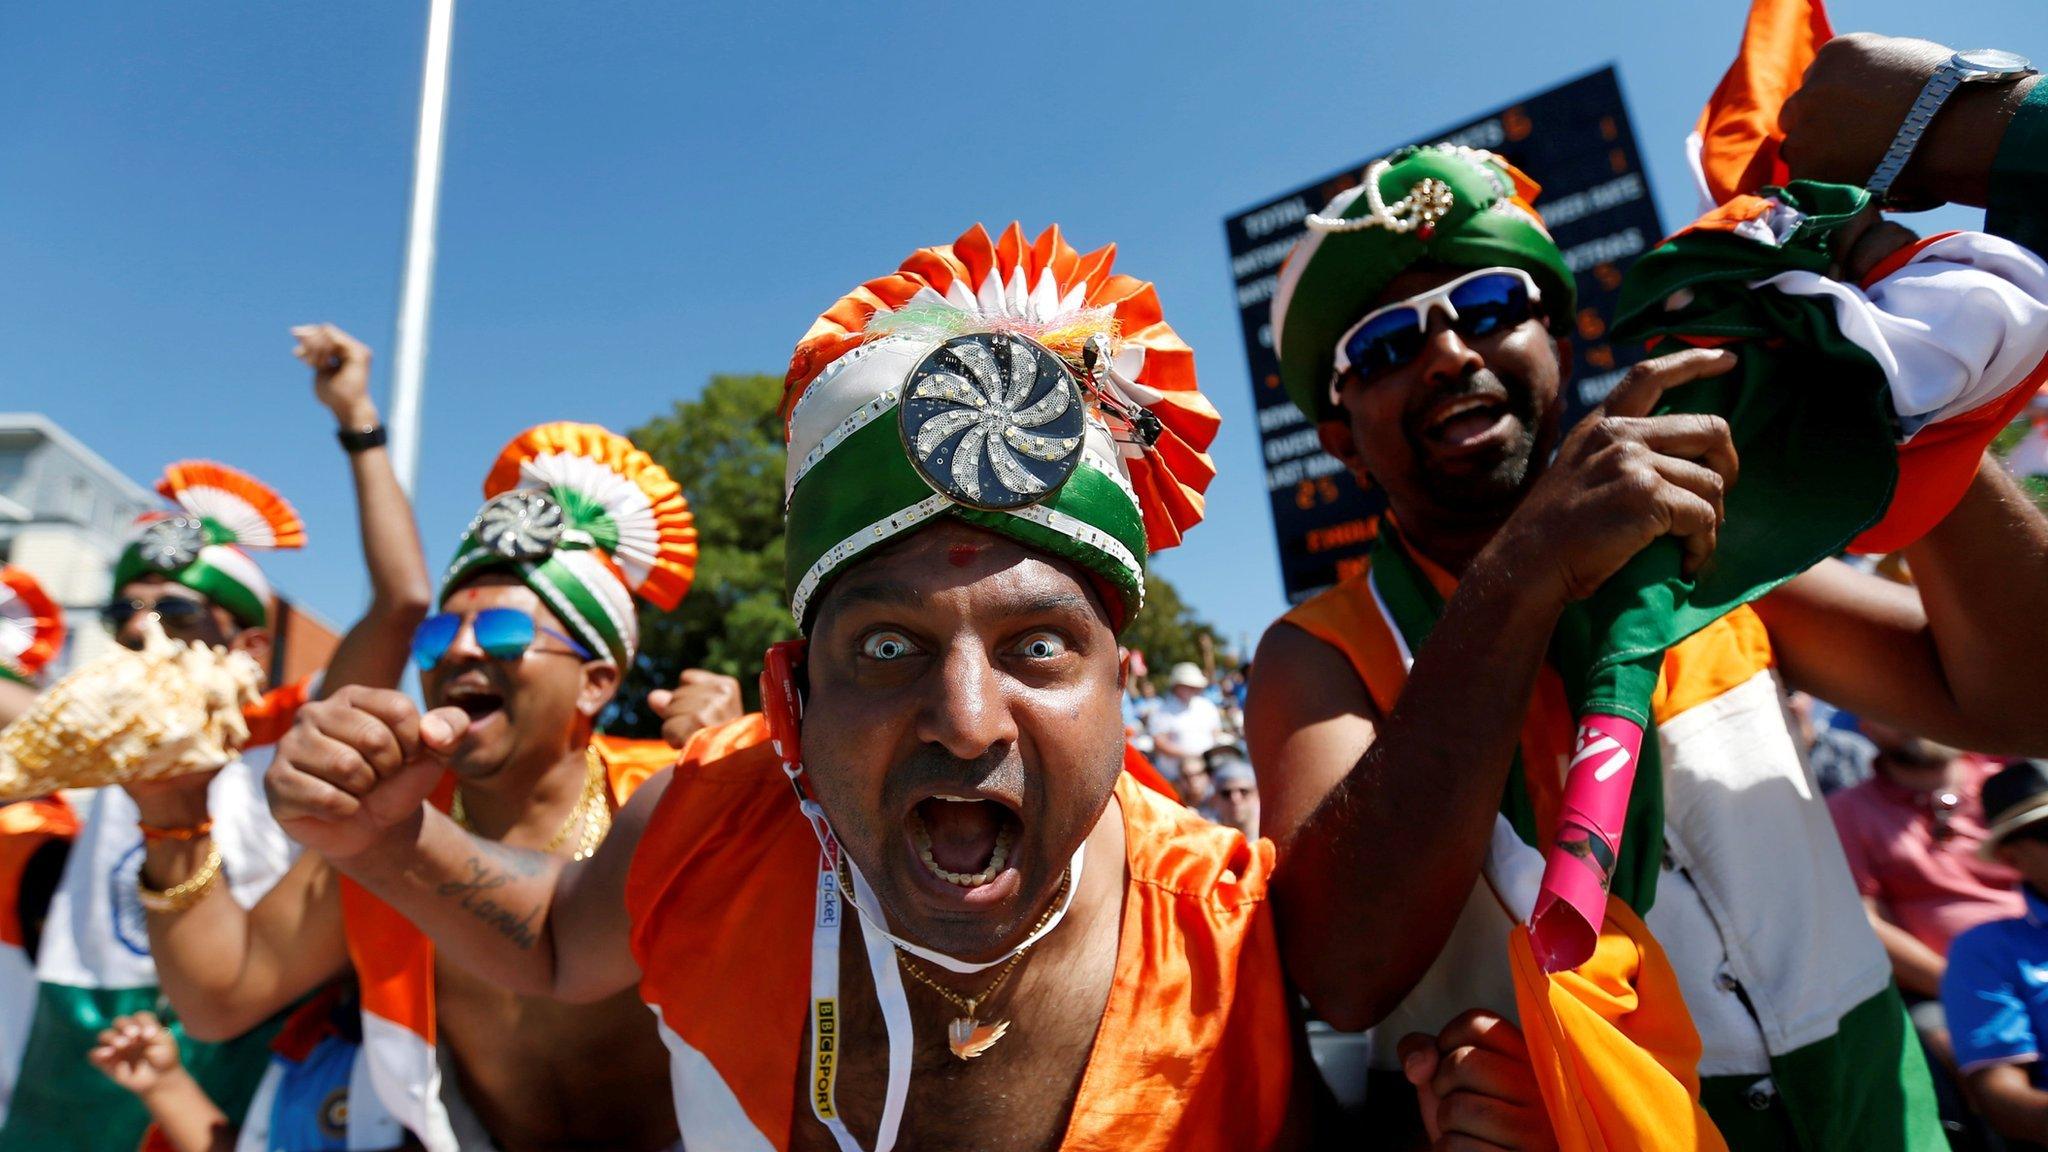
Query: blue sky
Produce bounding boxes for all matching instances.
[1,1,2035,653]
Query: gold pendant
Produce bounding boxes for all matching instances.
[947,1016,1009,1060]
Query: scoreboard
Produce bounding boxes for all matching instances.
[1223,66,1666,603]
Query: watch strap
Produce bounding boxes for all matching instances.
[1867,63,1966,199]
[337,424,389,453]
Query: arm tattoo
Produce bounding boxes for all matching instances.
[435,842,548,950]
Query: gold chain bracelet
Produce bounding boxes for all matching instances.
[136,844,225,915]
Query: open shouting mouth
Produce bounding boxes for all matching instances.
[441,676,506,724]
[903,793,1024,906]
[1422,393,1514,450]
[434,672,511,754]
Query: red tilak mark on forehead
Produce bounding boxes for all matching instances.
[946,545,984,568]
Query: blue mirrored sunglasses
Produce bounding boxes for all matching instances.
[1329,267,1540,403]
[411,608,593,671]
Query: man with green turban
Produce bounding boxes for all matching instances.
[133,409,732,1151]
[1270,143,1576,430]
[1248,137,2048,1149]
[260,222,1369,1150]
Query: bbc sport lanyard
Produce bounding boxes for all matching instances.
[807,815,911,1152]
[795,795,1086,1152]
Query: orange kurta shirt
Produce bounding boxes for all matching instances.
[625,715,1299,1150]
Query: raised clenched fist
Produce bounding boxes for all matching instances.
[292,323,378,430]
[265,684,470,861]
[1781,33,2034,210]
[647,668,745,750]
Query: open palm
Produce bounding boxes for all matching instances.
[88,1012,181,1096]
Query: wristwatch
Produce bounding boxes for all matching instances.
[1867,49,2036,202]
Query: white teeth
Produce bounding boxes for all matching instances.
[1430,397,1496,429]
[910,819,1014,888]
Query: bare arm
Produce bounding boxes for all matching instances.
[1780,33,2040,210]
[338,778,657,1002]
[137,1080,235,1152]
[1965,1063,2048,1144]
[1758,460,2048,755]
[291,324,432,696]
[87,1012,234,1152]
[138,834,349,1042]
[1249,350,1742,1028]
[1249,563,1564,1029]
[264,687,653,1002]
[1861,896,1946,999]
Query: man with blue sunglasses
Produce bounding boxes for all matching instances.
[126,406,738,1152]
[1255,126,2048,1148]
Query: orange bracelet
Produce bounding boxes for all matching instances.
[138,820,213,843]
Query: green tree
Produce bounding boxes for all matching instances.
[608,374,796,733]
[1119,572,1229,686]
[606,372,1229,731]
[1992,414,2048,513]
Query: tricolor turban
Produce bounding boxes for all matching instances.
[0,567,64,685]
[781,222,1221,631]
[442,423,698,667]
[1271,144,1577,422]
[111,462,306,629]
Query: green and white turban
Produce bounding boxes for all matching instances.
[111,461,306,629]
[441,422,699,666]
[1271,144,1578,422]
[779,222,1222,633]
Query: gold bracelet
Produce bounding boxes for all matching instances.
[136,844,225,914]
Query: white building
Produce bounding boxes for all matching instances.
[0,414,158,677]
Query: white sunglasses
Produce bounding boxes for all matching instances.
[1328,266,1543,405]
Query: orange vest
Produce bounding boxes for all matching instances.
[1281,560,1755,1152]
[625,714,1299,1151]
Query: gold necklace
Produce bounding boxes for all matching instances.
[452,745,613,861]
[868,864,1073,1060]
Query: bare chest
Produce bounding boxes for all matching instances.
[435,960,679,1151]
[786,908,1121,1152]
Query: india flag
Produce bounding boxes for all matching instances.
[0,756,297,1150]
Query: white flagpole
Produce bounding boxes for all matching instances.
[387,0,457,495]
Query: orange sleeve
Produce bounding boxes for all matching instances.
[591,734,680,804]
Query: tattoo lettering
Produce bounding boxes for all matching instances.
[437,855,543,950]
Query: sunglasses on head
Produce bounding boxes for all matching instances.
[411,608,594,671]
[102,596,211,635]
[1328,266,1542,403]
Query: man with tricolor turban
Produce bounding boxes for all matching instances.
[268,223,1341,1150]
[0,325,443,1150]
[145,408,733,1151]
[0,456,314,1150]
[1251,108,2048,1151]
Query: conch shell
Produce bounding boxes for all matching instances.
[0,616,266,800]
